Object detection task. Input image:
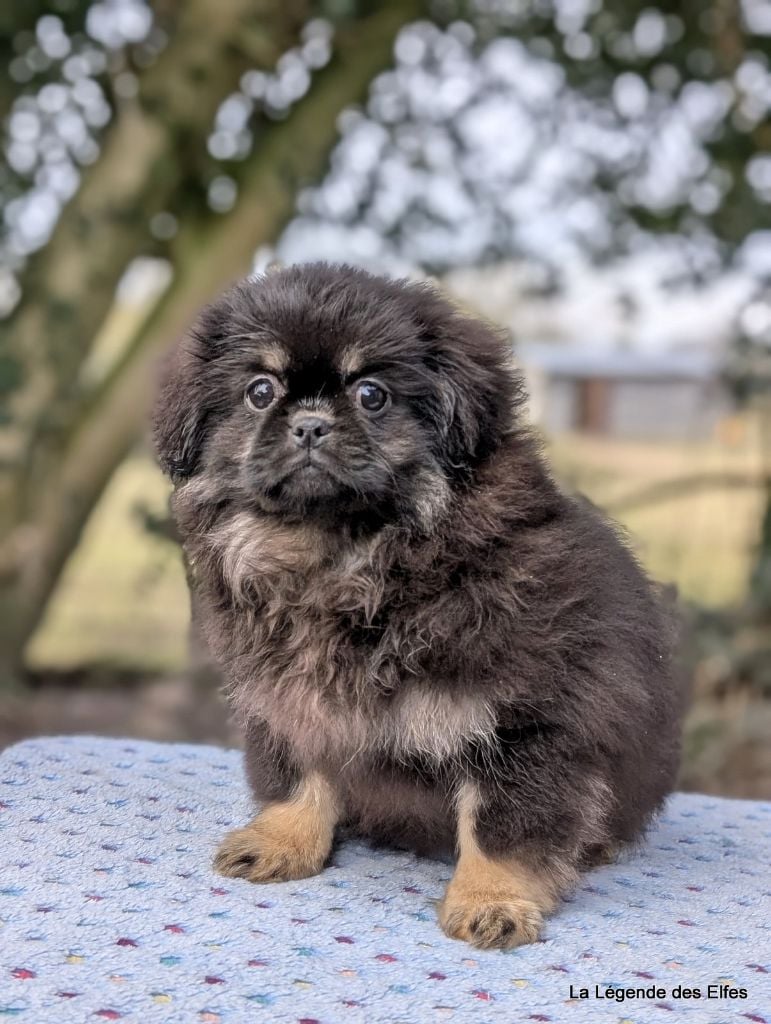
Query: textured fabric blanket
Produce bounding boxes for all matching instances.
[0,736,768,1023]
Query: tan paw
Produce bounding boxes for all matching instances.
[213,820,326,883]
[438,891,543,950]
[213,774,338,884]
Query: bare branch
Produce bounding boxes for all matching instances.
[606,472,771,514]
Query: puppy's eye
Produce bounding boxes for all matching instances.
[356,380,389,415]
[245,376,278,411]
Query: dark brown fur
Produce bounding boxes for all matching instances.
[154,263,684,948]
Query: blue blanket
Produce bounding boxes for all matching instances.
[0,736,768,1022]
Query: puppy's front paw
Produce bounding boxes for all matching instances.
[438,889,543,950]
[214,794,335,883]
[213,827,319,883]
[215,773,338,883]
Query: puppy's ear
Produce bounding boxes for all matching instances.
[152,336,211,480]
[428,315,523,473]
[153,282,262,479]
[153,291,235,480]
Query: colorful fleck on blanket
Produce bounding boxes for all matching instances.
[0,736,768,1023]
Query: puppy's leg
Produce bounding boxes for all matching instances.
[438,783,573,950]
[214,772,339,883]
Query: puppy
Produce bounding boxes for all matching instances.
[153,263,683,950]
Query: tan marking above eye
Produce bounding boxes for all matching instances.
[253,341,290,375]
[339,346,366,379]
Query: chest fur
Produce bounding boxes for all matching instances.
[196,509,496,768]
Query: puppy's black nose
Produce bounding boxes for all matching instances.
[291,415,332,449]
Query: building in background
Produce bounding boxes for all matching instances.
[519,343,730,440]
[442,260,742,441]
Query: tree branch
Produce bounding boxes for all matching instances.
[606,472,771,514]
[0,0,421,675]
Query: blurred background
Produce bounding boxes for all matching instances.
[0,0,769,797]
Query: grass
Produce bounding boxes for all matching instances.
[26,455,190,673]
[26,420,766,672]
[548,417,766,608]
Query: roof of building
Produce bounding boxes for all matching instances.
[516,342,721,381]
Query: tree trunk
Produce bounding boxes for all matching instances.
[749,406,771,618]
[0,0,420,682]
[0,0,308,531]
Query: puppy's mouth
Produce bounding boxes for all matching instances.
[269,450,347,499]
[297,453,328,471]
[289,451,337,478]
[245,445,393,517]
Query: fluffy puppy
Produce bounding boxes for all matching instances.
[153,263,683,950]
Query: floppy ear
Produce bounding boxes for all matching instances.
[153,281,264,479]
[152,339,207,480]
[427,315,523,474]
